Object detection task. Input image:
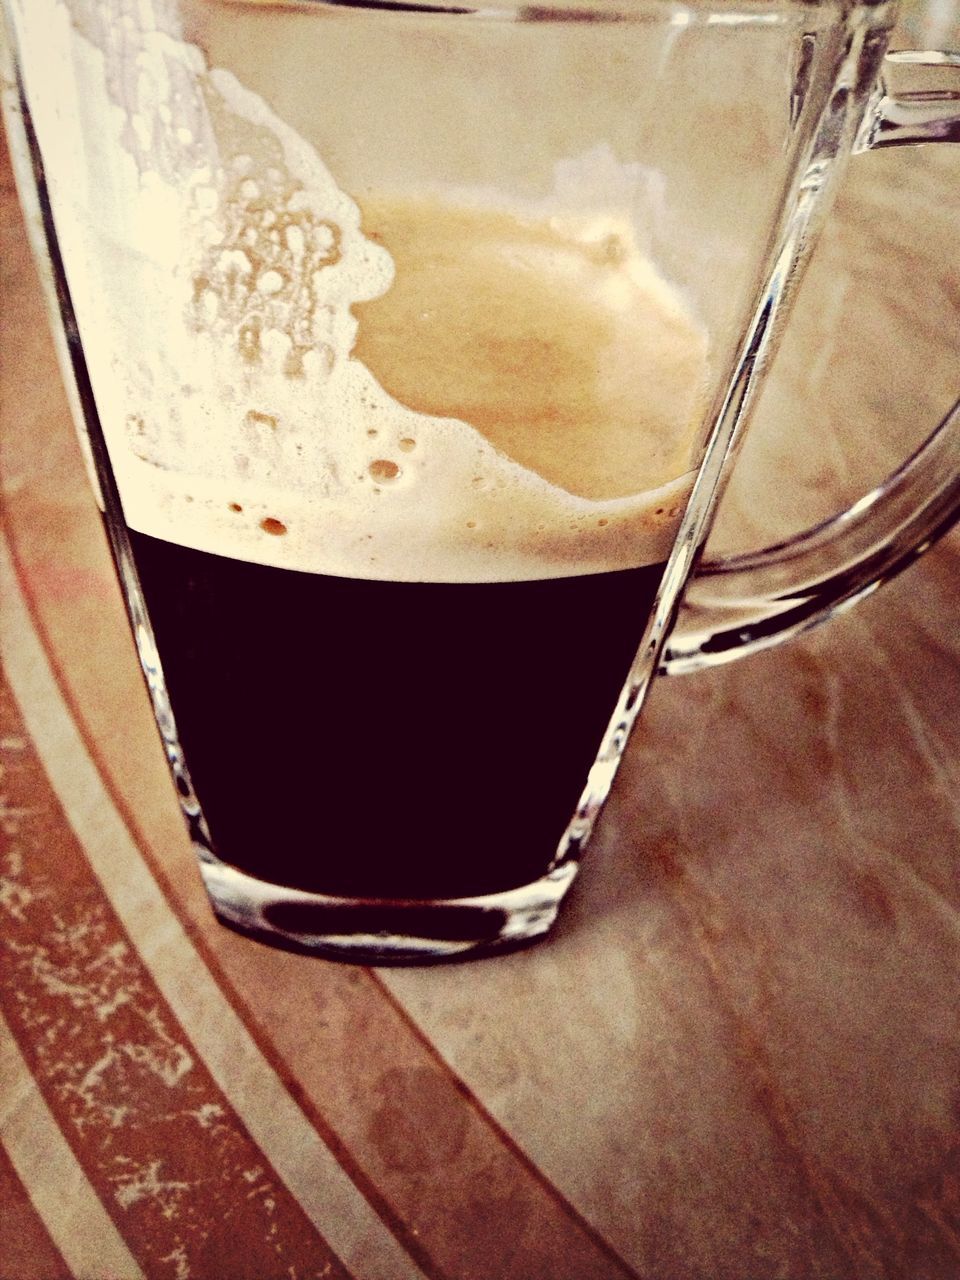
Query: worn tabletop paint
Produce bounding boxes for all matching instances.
[2,40,960,1280]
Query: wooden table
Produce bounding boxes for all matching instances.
[2,50,959,1280]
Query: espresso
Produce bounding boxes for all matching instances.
[131,530,665,898]
[117,188,702,899]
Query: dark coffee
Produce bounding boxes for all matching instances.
[130,528,664,899]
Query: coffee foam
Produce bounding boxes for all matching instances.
[15,0,709,582]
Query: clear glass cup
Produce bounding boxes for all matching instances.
[2,0,958,961]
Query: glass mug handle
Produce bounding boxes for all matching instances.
[664,50,960,676]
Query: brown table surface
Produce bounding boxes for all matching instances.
[2,29,960,1279]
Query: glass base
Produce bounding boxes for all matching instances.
[198,854,580,964]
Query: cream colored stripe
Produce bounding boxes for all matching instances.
[0,1007,145,1280]
[0,530,426,1280]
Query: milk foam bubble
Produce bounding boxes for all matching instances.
[12,0,710,582]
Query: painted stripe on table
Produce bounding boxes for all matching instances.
[0,1081,81,1280]
[0,669,360,1280]
[0,534,429,1280]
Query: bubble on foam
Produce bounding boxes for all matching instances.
[368,460,401,483]
[15,0,709,583]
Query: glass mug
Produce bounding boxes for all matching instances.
[2,0,958,962]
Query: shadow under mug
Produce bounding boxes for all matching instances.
[2,0,958,961]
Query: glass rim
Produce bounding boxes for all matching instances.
[213,0,894,25]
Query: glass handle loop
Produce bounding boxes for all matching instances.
[663,50,960,676]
